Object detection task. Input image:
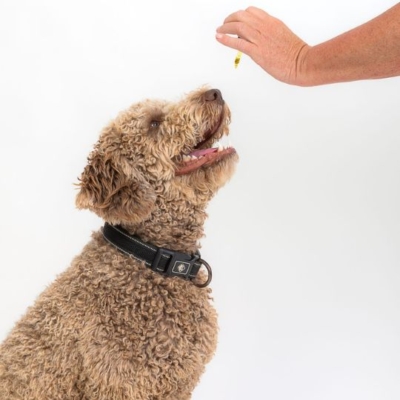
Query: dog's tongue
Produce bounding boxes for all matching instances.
[189,148,218,157]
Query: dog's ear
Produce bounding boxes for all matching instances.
[76,148,156,225]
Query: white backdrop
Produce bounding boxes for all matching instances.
[1,1,400,399]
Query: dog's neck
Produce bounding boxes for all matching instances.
[121,199,208,254]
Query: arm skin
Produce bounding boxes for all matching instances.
[215,4,400,86]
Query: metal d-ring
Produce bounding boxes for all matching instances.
[194,258,213,288]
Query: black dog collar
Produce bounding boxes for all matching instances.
[102,223,212,288]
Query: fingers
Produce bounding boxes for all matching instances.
[245,6,271,19]
[216,6,275,50]
[217,9,258,39]
[215,31,255,55]
[216,9,264,51]
[218,7,274,35]
[221,6,268,25]
[216,22,258,45]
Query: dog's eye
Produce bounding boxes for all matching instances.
[150,120,161,129]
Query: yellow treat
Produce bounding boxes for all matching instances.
[234,51,242,68]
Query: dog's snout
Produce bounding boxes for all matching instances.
[203,89,224,105]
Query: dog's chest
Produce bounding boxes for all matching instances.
[74,243,219,367]
[91,268,218,359]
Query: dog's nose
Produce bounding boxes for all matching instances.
[203,89,224,105]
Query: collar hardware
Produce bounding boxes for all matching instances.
[151,247,201,280]
[102,223,212,288]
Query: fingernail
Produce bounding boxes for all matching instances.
[216,33,223,39]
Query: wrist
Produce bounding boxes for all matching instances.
[293,45,322,87]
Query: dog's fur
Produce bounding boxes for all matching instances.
[0,87,238,399]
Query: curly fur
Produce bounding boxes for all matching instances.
[0,86,238,400]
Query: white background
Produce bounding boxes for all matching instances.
[1,1,400,399]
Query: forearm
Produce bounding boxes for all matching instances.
[298,3,400,86]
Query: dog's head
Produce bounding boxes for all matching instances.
[76,87,238,225]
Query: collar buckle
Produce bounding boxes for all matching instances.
[151,247,201,280]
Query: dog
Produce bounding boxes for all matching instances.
[0,86,238,399]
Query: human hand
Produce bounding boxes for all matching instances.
[216,6,310,85]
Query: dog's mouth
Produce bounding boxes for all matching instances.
[175,111,236,176]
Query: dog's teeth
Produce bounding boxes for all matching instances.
[183,155,191,162]
[211,135,233,152]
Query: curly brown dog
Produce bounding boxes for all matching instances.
[0,86,238,399]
